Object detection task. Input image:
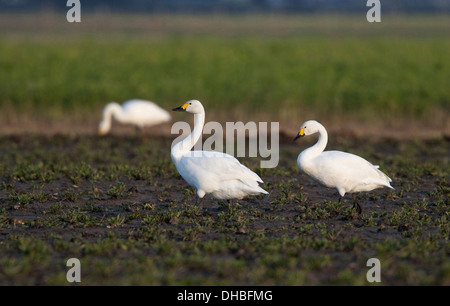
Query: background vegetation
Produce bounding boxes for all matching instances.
[0,12,449,286]
[0,134,448,285]
[0,13,448,133]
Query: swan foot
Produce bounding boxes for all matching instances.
[352,195,362,214]
[195,197,204,206]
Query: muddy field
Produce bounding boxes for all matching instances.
[0,131,448,286]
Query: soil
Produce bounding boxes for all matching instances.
[0,130,449,285]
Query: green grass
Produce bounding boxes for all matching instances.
[0,13,449,286]
[0,134,448,285]
[0,13,449,125]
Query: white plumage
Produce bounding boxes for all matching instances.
[171,100,268,201]
[294,120,393,213]
[98,99,171,135]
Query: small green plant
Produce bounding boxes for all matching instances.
[49,202,63,214]
[8,191,34,205]
[0,207,10,228]
[106,182,129,199]
[8,190,48,206]
[61,209,100,227]
[108,214,126,228]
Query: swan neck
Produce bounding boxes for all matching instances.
[104,103,125,123]
[172,111,205,161]
[302,125,328,159]
[315,125,328,154]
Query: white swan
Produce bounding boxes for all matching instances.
[98,99,171,135]
[294,120,393,213]
[171,100,268,202]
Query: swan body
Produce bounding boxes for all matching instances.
[294,120,393,212]
[171,100,268,201]
[98,99,171,135]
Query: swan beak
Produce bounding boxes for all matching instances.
[293,128,305,141]
[172,103,189,112]
[98,129,106,136]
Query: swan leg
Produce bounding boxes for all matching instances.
[227,199,234,208]
[352,195,362,214]
[195,197,204,206]
[226,199,240,210]
[134,125,144,134]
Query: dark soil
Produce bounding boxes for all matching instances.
[0,133,449,285]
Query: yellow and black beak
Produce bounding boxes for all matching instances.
[172,103,189,112]
[293,128,305,141]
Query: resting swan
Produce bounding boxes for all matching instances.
[171,100,268,203]
[294,120,393,213]
[98,99,171,135]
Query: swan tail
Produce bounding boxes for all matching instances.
[239,179,269,195]
[372,166,394,189]
[238,164,264,183]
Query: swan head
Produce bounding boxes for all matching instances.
[293,120,321,141]
[98,102,121,136]
[172,100,204,114]
[98,121,110,136]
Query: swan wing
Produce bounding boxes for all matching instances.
[181,151,264,184]
[309,151,392,190]
[176,150,267,199]
[122,100,171,123]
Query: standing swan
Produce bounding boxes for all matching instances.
[171,100,268,203]
[98,99,171,135]
[293,120,393,213]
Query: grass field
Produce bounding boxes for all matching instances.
[0,134,449,285]
[0,13,449,286]
[0,13,449,135]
